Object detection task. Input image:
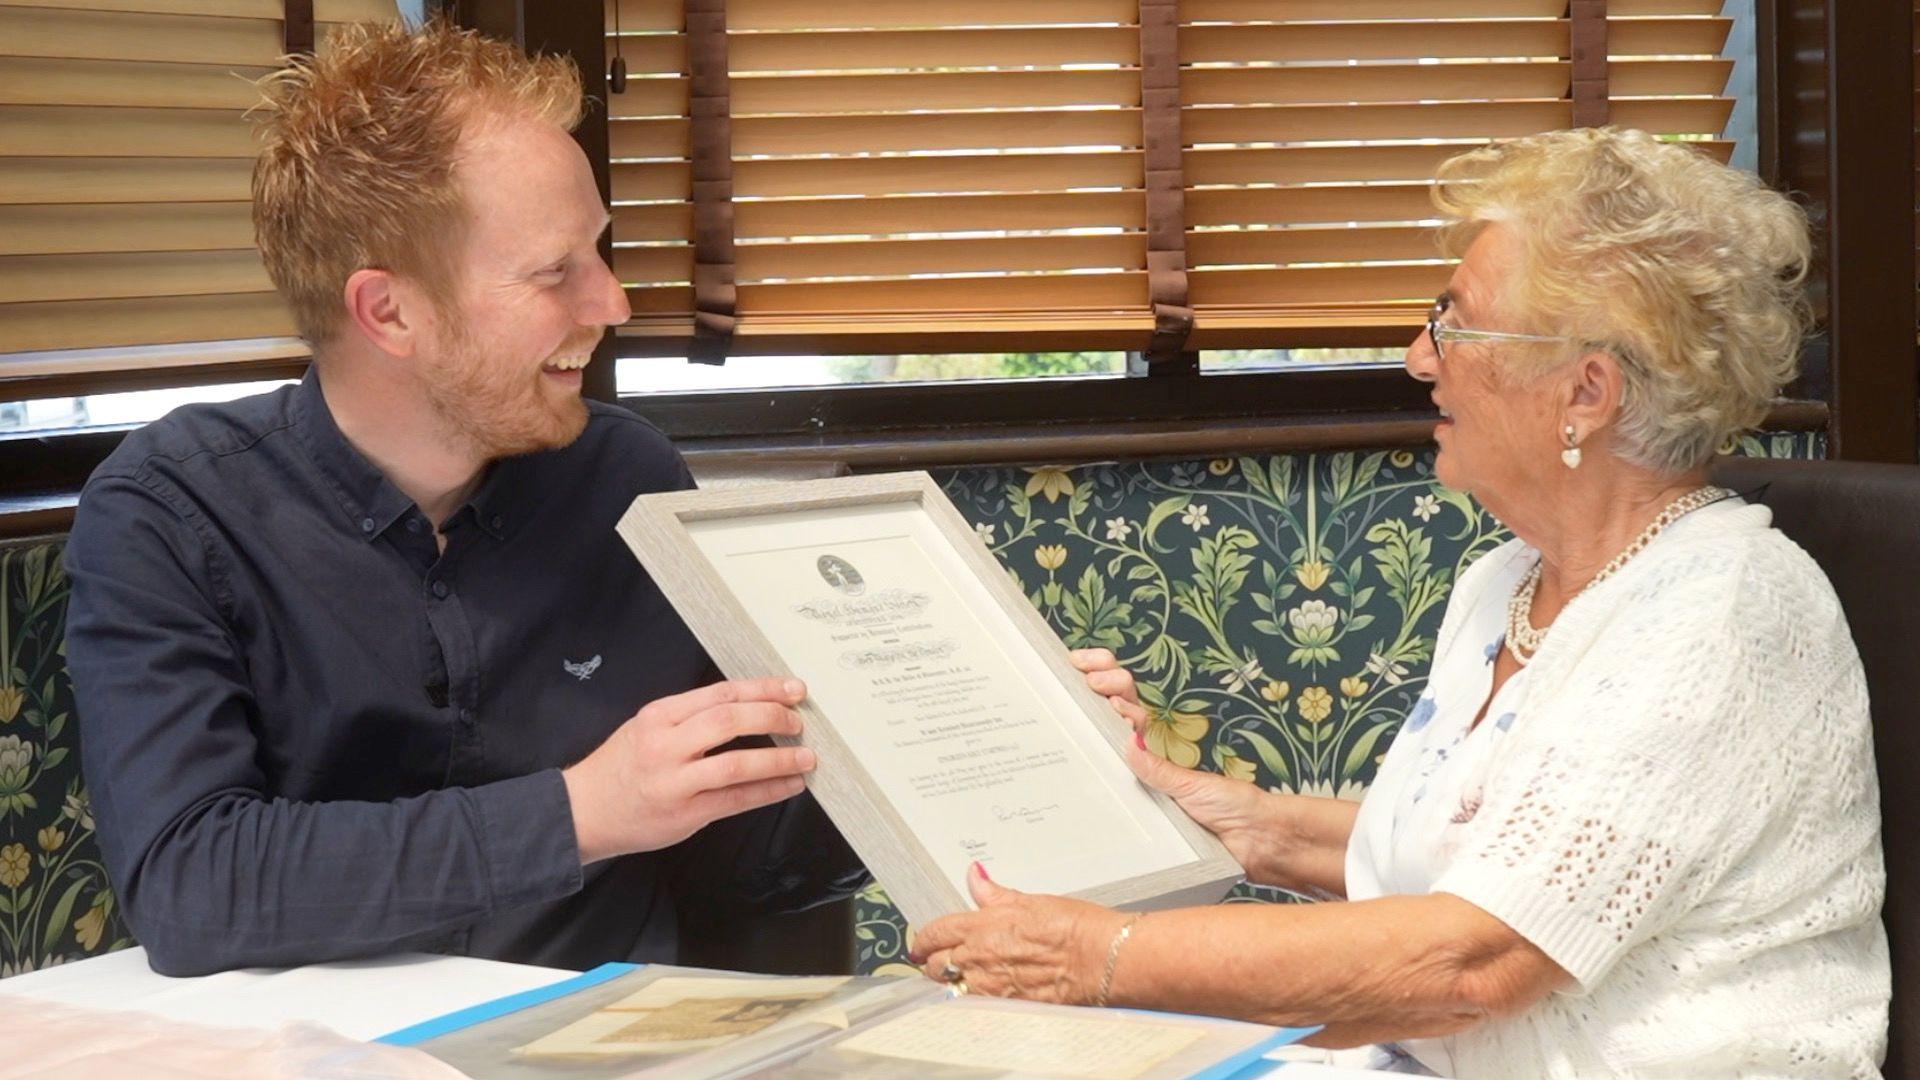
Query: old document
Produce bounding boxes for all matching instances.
[831,1003,1206,1080]
[685,503,1195,900]
[513,976,850,1059]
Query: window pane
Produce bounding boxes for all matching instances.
[0,380,296,436]
[618,354,1126,394]
[1202,348,1404,372]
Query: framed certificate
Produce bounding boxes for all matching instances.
[617,472,1242,928]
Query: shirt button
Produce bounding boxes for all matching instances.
[431,580,449,599]
[490,514,504,530]
[406,518,423,533]
[360,517,375,534]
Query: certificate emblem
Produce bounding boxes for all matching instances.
[816,554,866,596]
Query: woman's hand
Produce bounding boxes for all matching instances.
[1072,648,1351,896]
[1072,648,1277,870]
[1072,646,1146,718]
[910,862,1126,1003]
[1122,731,1285,879]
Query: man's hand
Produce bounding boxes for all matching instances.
[562,678,818,864]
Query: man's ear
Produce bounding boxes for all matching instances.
[342,269,421,359]
[1563,348,1625,443]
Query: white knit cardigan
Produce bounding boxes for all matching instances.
[1389,499,1889,1077]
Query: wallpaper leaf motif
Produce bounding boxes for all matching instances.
[855,435,1823,974]
[0,540,130,978]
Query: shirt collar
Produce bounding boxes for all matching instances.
[291,369,423,543]
[462,459,517,540]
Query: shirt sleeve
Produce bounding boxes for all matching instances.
[1430,555,1822,990]
[666,782,869,916]
[65,474,583,976]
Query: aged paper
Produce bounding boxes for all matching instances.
[513,976,849,1059]
[831,1004,1206,1080]
[685,503,1195,900]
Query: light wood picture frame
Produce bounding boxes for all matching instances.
[617,472,1243,929]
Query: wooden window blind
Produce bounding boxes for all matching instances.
[1182,0,1736,346]
[607,0,1740,357]
[0,0,401,401]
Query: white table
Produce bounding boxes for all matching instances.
[1,948,1393,1076]
[0,946,571,1042]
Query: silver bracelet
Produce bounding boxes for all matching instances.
[1095,913,1144,1007]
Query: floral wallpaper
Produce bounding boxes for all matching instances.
[0,432,1823,981]
[852,432,1824,974]
[0,539,129,979]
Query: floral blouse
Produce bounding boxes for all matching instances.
[1343,545,1532,1075]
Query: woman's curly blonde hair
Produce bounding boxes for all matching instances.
[252,19,583,345]
[1432,127,1812,473]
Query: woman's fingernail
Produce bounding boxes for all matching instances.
[1133,731,1147,750]
[972,860,991,881]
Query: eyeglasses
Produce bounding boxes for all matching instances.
[1425,293,1576,362]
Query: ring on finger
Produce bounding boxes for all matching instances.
[939,961,963,983]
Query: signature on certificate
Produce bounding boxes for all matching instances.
[991,802,1061,824]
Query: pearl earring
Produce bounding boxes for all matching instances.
[1561,424,1582,470]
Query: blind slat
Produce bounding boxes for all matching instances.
[1184,0,1562,19]
[735,232,1146,282]
[611,161,692,201]
[0,249,272,303]
[7,0,397,19]
[0,156,254,203]
[0,55,277,109]
[614,234,1162,285]
[617,0,1726,31]
[625,58,1748,120]
[1,291,293,353]
[662,0,1134,32]
[1185,1,1722,19]
[1185,63,1572,106]
[0,6,372,65]
[1182,19,1730,63]
[0,201,255,255]
[614,110,1146,159]
[727,27,1137,74]
[1188,184,1439,228]
[1187,224,1441,268]
[733,271,1146,315]
[732,151,1141,198]
[2,104,258,157]
[730,191,1145,240]
[1189,263,1452,307]
[1187,98,1732,145]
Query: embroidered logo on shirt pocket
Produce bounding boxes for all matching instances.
[563,654,603,681]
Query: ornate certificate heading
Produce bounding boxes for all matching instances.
[618,473,1242,928]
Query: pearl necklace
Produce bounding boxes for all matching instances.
[1505,485,1733,666]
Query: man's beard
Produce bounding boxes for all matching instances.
[421,319,591,461]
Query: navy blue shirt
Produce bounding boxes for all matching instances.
[64,372,863,976]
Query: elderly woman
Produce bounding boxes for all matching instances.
[913,127,1890,1077]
